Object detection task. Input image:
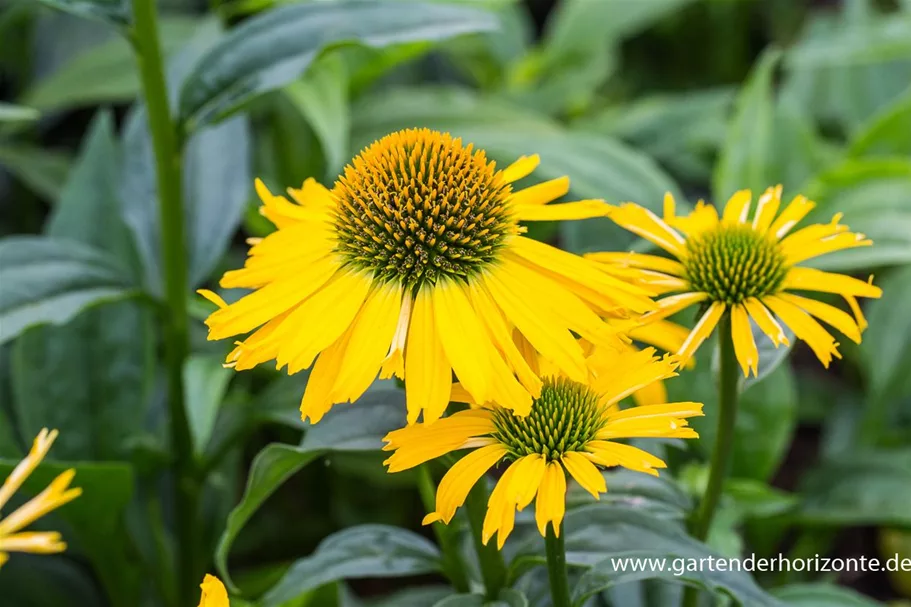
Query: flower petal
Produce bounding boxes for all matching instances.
[731,303,759,377]
[534,462,567,537]
[677,301,726,363]
[561,452,606,499]
[423,444,506,525]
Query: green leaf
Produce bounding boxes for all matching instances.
[10,111,154,465]
[0,144,73,201]
[849,84,911,157]
[797,449,911,527]
[787,16,911,68]
[0,459,137,605]
[802,158,911,270]
[0,102,39,124]
[713,48,781,201]
[178,0,498,129]
[261,525,441,607]
[773,583,885,606]
[284,54,350,180]
[576,88,734,182]
[184,355,232,457]
[567,469,691,520]
[20,17,201,113]
[543,0,694,50]
[0,555,105,607]
[121,23,253,292]
[215,386,407,589]
[0,237,136,344]
[354,586,451,607]
[34,0,130,26]
[512,505,782,605]
[860,266,911,407]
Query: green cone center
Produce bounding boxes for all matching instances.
[682,224,787,304]
[491,377,604,461]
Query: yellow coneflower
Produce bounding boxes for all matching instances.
[0,429,81,568]
[590,187,883,375]
[200,128,655,424]
[382,346,703,548]
[198,575,229,607]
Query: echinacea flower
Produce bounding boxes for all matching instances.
[0,429,81,568]
[201,128,656,424]
[590,187,883,375]
[382,346,703,548]
[198,574,229,607]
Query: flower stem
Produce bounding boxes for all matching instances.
[129,0,198,603]
[545,523,572,607]
[416,465,469,593]
[465,480,507,599]
[683,312,739,607]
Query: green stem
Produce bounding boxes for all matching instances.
[545,523,571,607]
[683,313,739,607]
[129,0,198,603]
[465,480,507,600]
[417,465,470,593]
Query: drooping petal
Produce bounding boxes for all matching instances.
[762,295,841,367]
[643,292,709,322]
[585,441,668,476]
[561,452,606,498]
[776,292,862,344]
[534,462,567,537]
[605,204,688,258]
[423,444,506,525]
[406,289,452,424]
[677,301,726,363]
[783,267,882,298]
[731,304,759,377]
[743,297,790,347]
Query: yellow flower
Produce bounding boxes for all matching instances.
[382,346,703,548]
[590,187,883,375]
[201,128,655,424]
[198,574,229,607]
[0,429,81,568]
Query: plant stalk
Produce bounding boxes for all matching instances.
[464,480,507,600]
[129,0,198,603]
[683,312,739,607]
[416,465,470,593]
[545,523,572,607]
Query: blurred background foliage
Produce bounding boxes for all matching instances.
[1,0,910,606]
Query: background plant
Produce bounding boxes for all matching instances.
[1,0,910,606]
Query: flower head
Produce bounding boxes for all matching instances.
[201,128,655,424]
[382,346,703,548]
[591,187,883,375]
[198,574,229,607]
[0,429,81,568]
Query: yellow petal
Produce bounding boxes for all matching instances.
[482,459,522,548]
[585,441,667,476]
[0,531,66,555]
[275,270,373,374]
[509,177,570,206]
[534,462,567,537]
[433,281,493,407]
[0,429,58,512]
[777,292,862,344]
[586,251,686,277]
[677,301,726,363]
[561,452,606,499]
[731,303,759,377]
[198,574,230,607]
[197,289,227,309]
[721,189,751,224]
[406,289,452,424]
[768,194,815,240]
[298,326,353,423]
[383,410,496,472]
[515,200,609,221]
[424,444,506,525]
[642,292,708,322]
[743,297,790,347]
[632,380,667,407]
[751,185,782,232]
[762,295,841,368]
[331,283,403,403]
[783,267,882,299]
[0,470,81,536]
[605,203,687,258]
[500,154,540,184]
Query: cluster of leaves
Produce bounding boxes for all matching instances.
[1,0,910,606]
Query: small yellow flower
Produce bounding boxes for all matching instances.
[0,429,81,568]
[590,187,883,375]
[198,574,229,607]
[201,128,655,425]
[382,346,703,548]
